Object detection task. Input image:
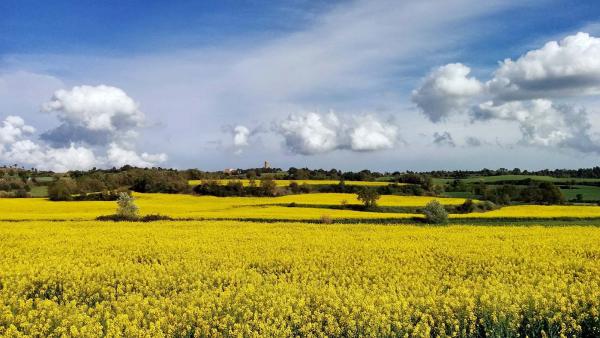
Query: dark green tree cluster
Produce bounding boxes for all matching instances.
[130,171,189,193]
[0,176,32,198]
[480,182,564,205]
[48,179,124,201]
[193,178,279,197]
[453,199,496,213]
[357,188,380,210]
[285,168,388,181]
[47,167,190,200]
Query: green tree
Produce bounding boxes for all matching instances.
[248,178,257,188]
[116,192,139,219]
[246,170,257,179]
[422,200,448,224]
[357,188,380,209]
[338,178,346,191]
[457,199,475,213]
[260,177,277,196]
[539,182,564,204]
[48,179,76,201]
[288,181,300,194]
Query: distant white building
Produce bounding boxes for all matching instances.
[223,168,237,174]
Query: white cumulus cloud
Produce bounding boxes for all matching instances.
[275,111,398,155]
[106,143,167,168]
[0,135,97,172]
[489,32,600,101]
[473,99,598,152]
[0,85,167,171]
[42,85,144,131]
[277,112,341,155]
[413,32,600,154]
[233,125,250,147]
[0,116,35,145]
[412,63,483,122]
[349,115,398,151]
[40,85,146,147]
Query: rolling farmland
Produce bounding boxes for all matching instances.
[2,178,600,336]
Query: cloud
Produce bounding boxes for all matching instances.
[40,85,144,146]
[413,32,600,154]
[216,0,508,107]
[488,32,600,101]
[0,127,167,171]
[465,136,482,147]
[231,125,250,155]
[412,63,483,122]
[41,145,99,172]
[42,85,144,131]
[233,125,250,147]
[40,124,112,147]
[222,124,267,154]
[349,115,398,151]
[0,135,97,172]
[275,111,398,155]
[0,116,35,145]
[433,131,456,147]
[473,99,599,152]
[106,143,167,168]
[1,0,522,169]
[0,85,167,171]
[276,112,340,155]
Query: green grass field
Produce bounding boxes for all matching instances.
[560,185,600,202]
[28,186,48,198]
[443,191,474,198]
[434,175,600,184]
[443,183,600,202]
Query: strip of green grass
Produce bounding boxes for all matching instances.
[435,175,600,184]
[560,185,600,202]
[29,186,48,198]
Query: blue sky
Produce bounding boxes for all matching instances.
[1,0,600,171]
[0,1,335,54]
[3,1,596,57]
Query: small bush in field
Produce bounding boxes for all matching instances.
[116,192,139,220]
[423,200,448,224]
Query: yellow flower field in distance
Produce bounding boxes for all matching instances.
[4,192,600,221]
[0,220,598,337]
[0,197,115,220]
[188,179,396,187]
[273,193,467,206]
[454,204,600,218]
[198,205,418,220]
[0,193,461,221]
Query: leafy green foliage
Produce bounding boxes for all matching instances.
[357,188,380,209]
[48,180,76,201]
[422,200,448,224]
[116,192,139,219]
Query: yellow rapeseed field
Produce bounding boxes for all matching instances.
[188,179,395,187]
[0,221,598,337]
[3,192,600,221]
[454,205,600,218]
[273,193,467,206]
[0,193,463,221]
